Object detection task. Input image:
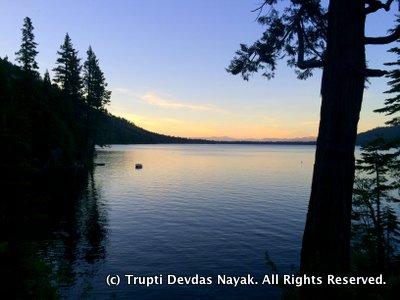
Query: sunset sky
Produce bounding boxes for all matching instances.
[1,1,398,140]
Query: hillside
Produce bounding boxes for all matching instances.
[96,112,210,144]
[356,126,400,145]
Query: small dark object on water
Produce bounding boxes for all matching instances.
[135,163,143,169]
[96,163,105,166]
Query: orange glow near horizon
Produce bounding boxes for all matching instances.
[115,112,319,140]
[112,109,386,141]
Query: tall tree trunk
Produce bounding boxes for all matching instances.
[300,0,365,281]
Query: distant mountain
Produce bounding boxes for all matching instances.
[198,136,238,142]
[200,136,316,142]
[203,127,399,145]
[356,126,400,146]
[260,136,316,142]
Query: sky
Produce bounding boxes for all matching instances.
[0,1,398,140]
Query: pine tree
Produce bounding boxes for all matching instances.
[83,46,111,111]
[15,17,39,75]
[352,138,400,271]
[82,46,111,155]
[53,33,82,101]
[375,42,400,126]
[43,69,51,86]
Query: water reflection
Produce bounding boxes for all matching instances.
[45,169,108,298]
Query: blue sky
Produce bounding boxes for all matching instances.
[1,1,398,139]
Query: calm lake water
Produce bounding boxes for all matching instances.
[52,144,317,299]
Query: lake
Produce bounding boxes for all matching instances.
[52,144,316,299]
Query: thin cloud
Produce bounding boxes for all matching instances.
[140,92,226,113]
[113,88,227,113]
[113,87,133,94]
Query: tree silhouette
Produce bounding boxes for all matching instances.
[15,17,39,75]
[375,42,400,126]
[82,46,111,154]
[83,46,111,111]
[53,33,82,102]
[43,69,51,86]
[227,0,400,287]
[352,138,400,272]
[1,19,117,298]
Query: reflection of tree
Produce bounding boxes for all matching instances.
[47,168,108,296]
[82,170,107,264]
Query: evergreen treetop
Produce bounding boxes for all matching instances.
[53,33,82,100]
[375,42,400,126]
[43,69,51,85]
[15,17,39,75]
[83,46,111,110]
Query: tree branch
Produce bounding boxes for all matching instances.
[365,68,389,77]
[365,25,400,44]
[297,60,324,69]
[364,0,394,14]
[296,21,324,69]
[301,20,324,60]
[251,0,268,13]
[252,0,270,20]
